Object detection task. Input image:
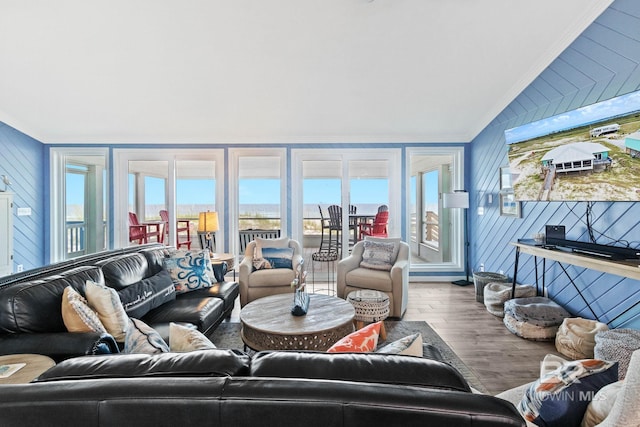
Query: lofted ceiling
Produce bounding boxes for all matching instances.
[0,0,612,144]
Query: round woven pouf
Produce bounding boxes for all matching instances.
[347,289,390,340]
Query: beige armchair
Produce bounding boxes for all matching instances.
[239,237,303,307]
[337,238,409,318]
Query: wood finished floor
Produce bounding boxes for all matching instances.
[228,281,560,396]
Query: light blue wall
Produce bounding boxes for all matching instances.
[0,122,46,271]
[469,0,640,328]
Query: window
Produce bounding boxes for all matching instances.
[238,156,282,230]
[229,148,286,255]
[50,148,108,262]
[407,147,465,273]
[114,149,224,249]
[292,149,400,258]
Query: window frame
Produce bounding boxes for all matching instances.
[229,148,287,255]
[113,149,224,249]
[406,146,465,274]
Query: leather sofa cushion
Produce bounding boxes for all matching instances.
[97,253,149,291]
[179,281,239,312]
[34,349,251,382]
[345,267,393,292]
[0,266,104,333]
[140,247,171,275]
[4,376,525,427]
[142,296,224,334]
[250,351,472,392]
[118,269,176,318]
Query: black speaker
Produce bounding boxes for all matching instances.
[545,225,565,244]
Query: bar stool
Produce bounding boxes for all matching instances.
[311,250,339,295]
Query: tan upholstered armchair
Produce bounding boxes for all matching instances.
[238,237,304,307]
[337,238,410,318]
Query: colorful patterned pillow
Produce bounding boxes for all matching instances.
[61,286,107,334]
[259,247,294,269]
[163,250,214,294]
[85,280,130,342]
[360,240,395,271]
[376,333,423,357]
[253,238,293,270]
[124,318,169,354]
[519,358,618,427]
[169,322,217,352]
[327,322,381,353]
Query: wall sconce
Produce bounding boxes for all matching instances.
[197,211,219,254]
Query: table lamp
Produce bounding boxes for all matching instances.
[198,211,219,254]
[442,190,472,286]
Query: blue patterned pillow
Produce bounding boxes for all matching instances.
[261,247,294,269]
[163,250,213,294]
[124,318,169,354]
[519,358,618,427]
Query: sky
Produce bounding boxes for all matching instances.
[504,89,640,144]
[118,177,390,206]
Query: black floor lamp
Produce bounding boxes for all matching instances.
[443,190,472,286]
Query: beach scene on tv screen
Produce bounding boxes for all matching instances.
[504,90,640,202]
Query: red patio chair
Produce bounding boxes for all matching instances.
[159,209,192,249]
[358,211,389,239]
[129,212,148,244]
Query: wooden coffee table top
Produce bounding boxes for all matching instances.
[240,293,355,351]
[0,354,55,384]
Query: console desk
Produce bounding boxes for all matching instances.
[511,240,640,325]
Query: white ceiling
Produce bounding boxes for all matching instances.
[0,0,612,144]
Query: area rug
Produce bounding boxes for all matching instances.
[209,320,487,392]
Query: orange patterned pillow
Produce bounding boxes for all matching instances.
[327,322,381,353]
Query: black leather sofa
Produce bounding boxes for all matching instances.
[0,349,526,426]
[0,244,239,361]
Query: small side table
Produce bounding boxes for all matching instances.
[0,354,55,384]
[211,252,236,280]
[347,289,390,340]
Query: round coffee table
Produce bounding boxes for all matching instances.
[240,293,355,351]
[0,354,55,384]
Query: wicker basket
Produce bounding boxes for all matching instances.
[472,272,509,303]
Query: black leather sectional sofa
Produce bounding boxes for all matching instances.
[0,348,526,426]
[0,244,239,361]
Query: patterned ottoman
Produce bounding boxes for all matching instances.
[347,289,390,340]
[555,317,608,360]
[503,296,571,341]
[483,282,536,317]
[595,328,640,379]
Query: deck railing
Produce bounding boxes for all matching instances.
[66,221,107,258]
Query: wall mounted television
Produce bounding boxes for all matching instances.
[504,89,640,202]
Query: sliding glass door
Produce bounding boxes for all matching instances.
[50,148,108,262]
[407,147,465,274]
[114,150,224,250]
[292,149,400,258]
